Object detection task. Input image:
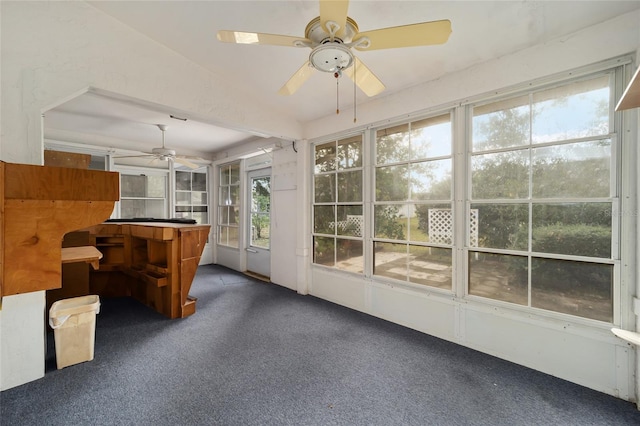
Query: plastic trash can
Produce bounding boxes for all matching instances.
[49,295,101,369]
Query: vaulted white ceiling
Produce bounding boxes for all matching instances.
[44,0,640,158]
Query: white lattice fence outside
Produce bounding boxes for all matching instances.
[329,214,364,237]
[428,209,478,246]
[347,215,364,237]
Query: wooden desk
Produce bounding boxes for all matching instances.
[83,222,210,319]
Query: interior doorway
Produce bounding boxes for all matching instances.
[245,168,271,279]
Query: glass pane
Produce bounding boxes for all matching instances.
[176,171,191,191]
[120,199,165,219]
[410,159,451,200]
[315,142,336,173]
[413,204,454,244]
[532,75,610,143]
[337,205,363,237]
[376,164,408,201]
[374,242,408,281]
[192,192,207,205]
[471,204,529,250]
[337,135,362,169]
[314,174,335,203]
[219,206,239,226]
[408,245,452,289]
[472,95,530,151]
[220,165,230,185]
[192,172,207,191]
[251,177,270,213]
[531,258,612,322]
[336,239,363,273]
[374,204,407,240]
[219,187,230,205]
[229,164,240,185]
[218,226,227,245]
[411,115,452,159]
[251,213,270,249]
[471,151,529,199]
[532,139,611,198]
[376,123,409,164]
[121,175,166,198]
[469,252,528,305]
[192,212,208,224]
[175,206,190,213]
[314,205,335,235]
[532,203,611,258]
[176,192,190,206]
[229,185,239,205]
[314,236,335,267]
[219,186,237,206]
[337,170,362,203]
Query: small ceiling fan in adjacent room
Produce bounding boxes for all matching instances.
[217,0,452,97]
[115,124,201,169]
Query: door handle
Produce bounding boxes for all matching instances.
[246,248,258,253]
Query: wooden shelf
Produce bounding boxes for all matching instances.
[611,328,640,346]
[61,246,103,270]
[616,65,640,111]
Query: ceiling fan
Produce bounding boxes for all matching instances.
[115,124,201,169]
[217,0,451,97]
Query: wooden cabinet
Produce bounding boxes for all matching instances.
[84,222,210,319]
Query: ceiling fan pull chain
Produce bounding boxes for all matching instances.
[353,62,357,123]
[336,72,340,115]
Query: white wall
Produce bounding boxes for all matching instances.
[270,145,299,291]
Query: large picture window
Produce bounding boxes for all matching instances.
[311,63,623,325]
[312,135,364,273]
[373,114,453,289]
[468,74,615,322]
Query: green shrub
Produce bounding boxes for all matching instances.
[529,224,610,258]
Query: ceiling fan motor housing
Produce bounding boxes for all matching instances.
[309,43,354,72]
[152,147,176,160]
[306,16,359,73]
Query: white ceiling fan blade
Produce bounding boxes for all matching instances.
[113,154,155,159]
[217,30,310,47]
[353,20,452,51]
[173,157,201,170]
[344,56,385,97]
[278,61,317,96]
[319,0,349,38]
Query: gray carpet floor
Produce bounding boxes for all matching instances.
[2,264,640,425]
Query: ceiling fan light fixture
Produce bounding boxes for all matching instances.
[309,43,353,73]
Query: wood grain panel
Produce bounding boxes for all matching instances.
[3,200,116,295]
[3,163,119,201]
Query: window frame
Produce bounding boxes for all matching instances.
[308,57,632,326]
[465,69,620,324]
[175,166,209,224]
[311,134,366,274]
[115,165,170,219]
[217,162,241,249]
